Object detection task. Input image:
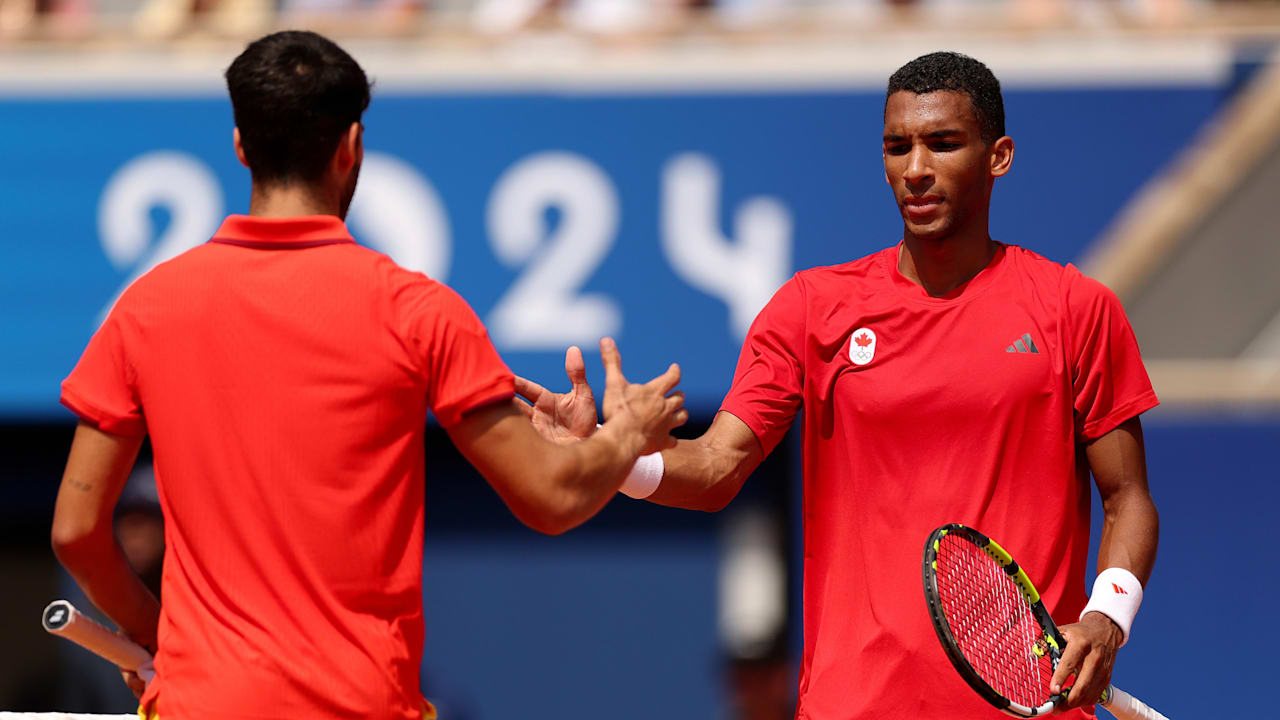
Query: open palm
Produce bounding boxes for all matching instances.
[514,346,598,444]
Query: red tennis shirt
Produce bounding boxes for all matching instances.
[62,215,514,719]
[720,243,1158,720]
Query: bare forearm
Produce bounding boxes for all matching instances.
[459,345,687,534]
[54,535,160,649]
[1086,417,1158,585]
[1097,487,1159,584]
[453,403,644,535]
[534,423,645,532]
[646,412,762,512]
[51,423,156,647]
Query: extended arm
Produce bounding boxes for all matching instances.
[51,423,161,651]
[514,347,768,513]
[449,338,688,535]
[1053,416,1158,710]
[644,411,763,512]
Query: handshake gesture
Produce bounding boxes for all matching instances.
[515,338,687,457]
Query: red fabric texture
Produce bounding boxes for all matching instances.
[720,243,1157,720]
[62,215,514,719]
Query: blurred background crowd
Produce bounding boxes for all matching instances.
[1,0,1277,44]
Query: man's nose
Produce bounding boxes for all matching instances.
[904,145,932,186]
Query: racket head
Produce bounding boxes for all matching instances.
[922,523,1067,718]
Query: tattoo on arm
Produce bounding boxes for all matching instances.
[67,478,94,492]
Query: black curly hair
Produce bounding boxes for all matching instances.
[885,51,1005,144]
[226,31,372,185]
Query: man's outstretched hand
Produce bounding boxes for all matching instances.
[515,339,687,456]
[514,345,598,444]
[599,337,687,456]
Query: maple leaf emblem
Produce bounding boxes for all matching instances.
[854,332,873,347]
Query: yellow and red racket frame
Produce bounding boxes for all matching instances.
[921,523,1070,718]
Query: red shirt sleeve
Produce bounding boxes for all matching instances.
[1063,267,1159,441]
[61,308,147,436]
[719,275,806,456]
[399,280,515,428]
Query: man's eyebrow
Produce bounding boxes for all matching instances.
[883,129,966,142]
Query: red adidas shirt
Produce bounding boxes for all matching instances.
[721,243,1157,720]
[62,215,514,719]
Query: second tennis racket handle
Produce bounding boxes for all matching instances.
[42,599,154,672]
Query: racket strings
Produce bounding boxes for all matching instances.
[935,536,1056,709]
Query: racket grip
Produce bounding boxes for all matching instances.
[1100,685,1170,720]
[42,600,154,676]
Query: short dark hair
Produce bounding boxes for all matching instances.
[225,31,371,185]
[885,51,1005,144]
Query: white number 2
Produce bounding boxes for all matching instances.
[96,151,224,324]
[486,152,622,349]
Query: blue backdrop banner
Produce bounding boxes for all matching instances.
[1,86,1221,417]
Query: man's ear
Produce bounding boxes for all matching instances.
[990,135,1014,178]
[233,127,250,169]
[334,122,361,173]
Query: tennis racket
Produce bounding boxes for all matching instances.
[42,599,155,683]
[921,524,1168,720]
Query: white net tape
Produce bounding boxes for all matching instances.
[0,714,134,719]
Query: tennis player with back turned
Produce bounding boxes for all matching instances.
[519,51,1161,719]
[50,31,687,720]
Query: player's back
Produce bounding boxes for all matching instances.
[69,215,505,719]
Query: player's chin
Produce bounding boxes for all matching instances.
[903,216,952,240]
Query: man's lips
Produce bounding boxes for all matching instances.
[903,196,943,218]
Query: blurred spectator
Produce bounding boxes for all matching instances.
[278,0,425,37]
[724,639,793,720]
[0,0,90,41]
[132,0,270,40]
[113,468,164,598]
[719,503,793,720]
[0,0,1233,43]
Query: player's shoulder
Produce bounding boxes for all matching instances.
[110,242,220,310]
[366,256,487,333]
[1002,244,1121,311]
[1002,243,1070,277]
[793,246,894,293]
[366,252,453,303]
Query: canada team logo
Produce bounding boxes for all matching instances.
[848,328,877,366]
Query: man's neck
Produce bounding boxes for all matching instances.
[248,183,340,218]
[898,231,997,297]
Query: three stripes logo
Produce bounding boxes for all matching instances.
[1112,583,1128,595]
[1005,333,1039,354]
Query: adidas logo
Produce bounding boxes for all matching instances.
[1005,333,1039,354]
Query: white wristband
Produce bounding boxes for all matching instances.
[619,452,664,499]
[1079,567,1143,646]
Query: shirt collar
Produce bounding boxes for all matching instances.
[883,240,1008,304]
[210,214,355,249]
